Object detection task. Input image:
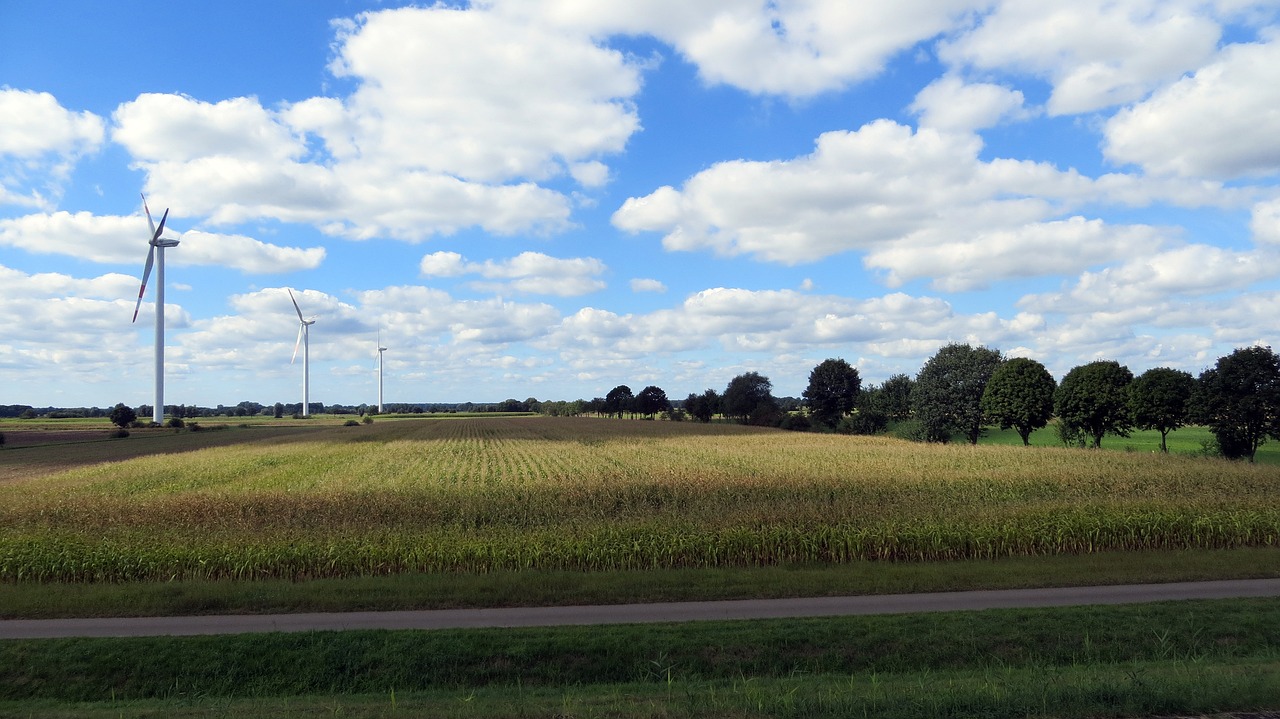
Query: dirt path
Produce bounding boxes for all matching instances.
[3,578,1278,640]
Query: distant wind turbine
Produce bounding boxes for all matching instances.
[377,332,388,414]
[288,289,317,417]
[130,194,178,425]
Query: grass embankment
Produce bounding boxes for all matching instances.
[2,417,1278,582]
[3,598,1279,717]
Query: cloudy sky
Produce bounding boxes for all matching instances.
[3,1,1280,409]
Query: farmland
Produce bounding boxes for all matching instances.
[3,415,1280,717]
[2,415,1278,583]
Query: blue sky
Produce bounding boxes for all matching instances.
[3,1,1280,409]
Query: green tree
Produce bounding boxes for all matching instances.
[633,385,671,419]
[1054,360,1134,449]
[802,358,861,429]
[604,385,634,418]
[1193,346,1280,462]
[723,372,776,425]
[877,374,914,422]
[981,357,1056,446]
[912,343,1003,444]
[684,389,720,423]
[108,403,137,429]
[1128,367,1195,453]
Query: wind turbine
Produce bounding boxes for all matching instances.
[288,289,317,417]
[130,194,178,425]
[376,332,388,414]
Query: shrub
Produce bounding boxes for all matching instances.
[0,431,5,448]
[109,428,130,439]
[344,419,361,427]
[777,413,811,432]
[362,417,374,425]
[187,422,202,432]
[166,417,185,429]
[839,410,888,436]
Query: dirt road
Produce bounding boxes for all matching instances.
[3,578,1278,640]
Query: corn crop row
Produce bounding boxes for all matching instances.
[3,508,1276,583]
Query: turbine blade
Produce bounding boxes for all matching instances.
[152,207,169,243]
[291,324,303,364]
[141,193,156,238]
[131,245,156,323]
[287,288,306,322]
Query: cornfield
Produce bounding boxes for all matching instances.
[1,416,1277,582]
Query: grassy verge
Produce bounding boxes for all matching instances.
[3,547,1278,619]
[3,597,1278,716]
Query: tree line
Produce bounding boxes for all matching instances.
[558,344,1280,463]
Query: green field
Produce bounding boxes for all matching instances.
[2,415,1279,717]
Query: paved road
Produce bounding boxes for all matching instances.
[3,578,1278,640]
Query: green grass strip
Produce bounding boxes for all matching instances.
[3,597,1279,703]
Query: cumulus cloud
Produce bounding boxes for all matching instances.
[613,119,1158,289]
[110,4,644,241]
[487,0,978,98]
[420,251,606,296]
[940,0,1223,114]
[909,76,1030,132]
[1104,34,1280,178]
[0,89,105,207]
[0,212,325,273]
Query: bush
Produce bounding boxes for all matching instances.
[777,413,811,432]
[344,419,361,427]
[109,428,130,439]
[187,422,202,432]
[362,416,373,425]
[838,410,888,435]
[166,417,184,429]
[0,431,5,448]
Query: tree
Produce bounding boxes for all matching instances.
[878,374,914,422]
[981,357,1056,446]
[604,385,634,418]
[1054,360,1134,449]
[108,403,137,429]
[634,385,671,419]
[722,372,776,425]
[1193,346,1280,462]
[802,358,861,429]
[684,389,720,423]
[1128,367,1195,453]
[912,343,1003,444]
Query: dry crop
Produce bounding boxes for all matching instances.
[1,416,1277,582]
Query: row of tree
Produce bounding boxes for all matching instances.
[569,344,1280,463]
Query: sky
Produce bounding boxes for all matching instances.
[2,0,1280,409]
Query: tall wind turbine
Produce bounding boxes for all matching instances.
[376,332,388,414]
[288,289,316,417]
[130,194,178,425]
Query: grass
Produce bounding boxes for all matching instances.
[980,422,1280,463]
[3,597,1279,716]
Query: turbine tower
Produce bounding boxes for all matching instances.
[288,289,317,417]
[130,194,178,425]
[377,332,388,414]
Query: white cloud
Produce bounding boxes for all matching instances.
[110,5,644,240]
[420,251,606,296]
[0,89,105,207]
[0,212,324,273]
[488,0,978,98]
[614,119,1159,289]
[331,6,641,183]
[1252,198,1280,244]
[909,76,1030,132]
[940,0,1223,114]
[1104,34,1280,178]
[630,278,667,293]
